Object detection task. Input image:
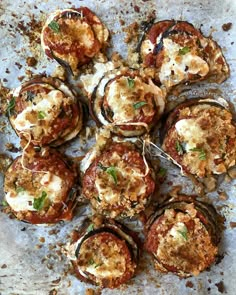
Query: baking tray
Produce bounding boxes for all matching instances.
[0,0,236,294]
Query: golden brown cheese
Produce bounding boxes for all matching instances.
[162,103,236,178]
[41,7,109,74]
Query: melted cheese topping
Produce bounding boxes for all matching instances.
[6,172,63,212]
[95,152,147,205]
[80,62,115,95]
[78,235,126,279]
[175,119,205,151]
[13,90,64,133]
[159,39,209,87]
[105,76,164,123]
[155,208,218,276]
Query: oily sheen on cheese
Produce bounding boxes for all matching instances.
[13,90,63,132]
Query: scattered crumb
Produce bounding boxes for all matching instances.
[85,289,95,295]
[48,229,60,235]
[123,22,139,43]
[229,221,236,228]
[222,22,232,31]
[26,56,38,67]
[52,277,61,285]
[215,281,225,293]
[1,264,7,269]
[39,237,45,243]
[5,143,21,153]
[218,191,228,201]
[186,281,194,288]
[36,244,43,249]
[134,5,140,13]
[49,289,57,295]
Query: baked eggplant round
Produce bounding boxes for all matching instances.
[8,77,83,147]
[82,141,156,218]
[162,99,236,178]
[140,20,229,88]
[41,7,109,75]
[90,71,166,136]
[4,148,77,224]
[145,194,221,277]
[68,220,139,288]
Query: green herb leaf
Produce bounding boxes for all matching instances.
[97,163,118,185]
[6,97,15,116]
[177,225,188,241]
[48,20,60,33]
[1,200,8,206]
[133,101,147,109]
[158,167,167,177]
[94,263,103,268]
[127,77,135,88]
[189,148,206,160]
[33,191,47,211]
[106,166,118,185]
[88,258,95,265]
[175,141,184,155]
[178,46,190,55]
[86,223,94,233]
[16,186,25,193]
[38,111,47,119]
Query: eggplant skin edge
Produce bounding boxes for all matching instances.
[71,221,140,288]
[144,195,222,277]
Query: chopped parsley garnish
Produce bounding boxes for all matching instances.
[86,223,94,233]
[38,111,47,119]
[133,101,147,109]
[177,225,188,241]
[106,167,118,185]
[1,200,8,207]
[178,46,190,55]
[158,167,167,177]
[48,20,60,33]
[16,186,25,193]
[127,77,135,88]
[175,141,184,155]
[97,163,118,185]
[33,191,47,211]
[6,97,15,116]
[189,147,206,160]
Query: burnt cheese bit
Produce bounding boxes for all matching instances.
[90,71,166,137]
[68,220,139,288]
[8,77,83,147]
[145,194,221,277]
[162,99,236,178]
[82,141,156,219]
[140,20,229,88]
[41,7,109,75]
[3,149,77,224]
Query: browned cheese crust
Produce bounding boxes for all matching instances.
[4,149,77,224]
[82,141,156,218]
[162,103,235,178]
